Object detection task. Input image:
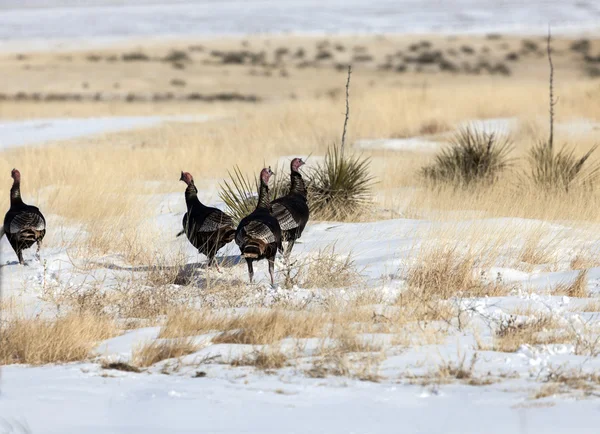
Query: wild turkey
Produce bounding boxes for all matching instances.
[177,171,236,271]
[2,169,46,265]
[271,157,309,263]
[235,167,282,285]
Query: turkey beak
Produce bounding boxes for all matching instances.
[179,171,185,182]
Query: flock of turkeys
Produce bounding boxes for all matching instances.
[1,158,310,285]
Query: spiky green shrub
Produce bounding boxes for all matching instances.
[525,141,599,192]
[422,127,513,188]
[309,145,373,220]
[219,165,289,224]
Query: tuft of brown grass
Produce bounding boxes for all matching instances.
[405,245,507,300]
[493,315,569,353]
[551,270,589,298]
[160,308,327,345]
[284,246,362,289]
[132,338,200,367]
[518,229,557,268]
[0,313,117,365]
[531,383,561,399]
[211,310,327,345]
[230,347,288,371]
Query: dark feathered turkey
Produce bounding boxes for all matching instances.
[177,171,235,270]
[271,157,309,262]
[2,169,46,265]
[235,167,282,285]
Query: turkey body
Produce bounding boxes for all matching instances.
[271,159,309,261]
[3,170,46,265]
[179,173,235,268]
[181,204,235,264]
[235,168,281,284]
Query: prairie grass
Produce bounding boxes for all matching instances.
[160,308,327,344]
[493,315,569,353]
[404,244,507,300]
[132,338,200,367]
[551,270,589,298]
[0,313,117,365]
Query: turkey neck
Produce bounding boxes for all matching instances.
[10,179,24,207]
[290,170,307,198]
[184,182,204,210]
[256,181,271,210]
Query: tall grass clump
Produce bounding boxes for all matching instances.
[0,313,116,365]
[524,141,599,192]
[220,147,373,222]
[309,145,373,220]
[524,28,600,193]
[421,127,513,188]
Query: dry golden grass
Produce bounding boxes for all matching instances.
[132,338,199,367]
[576,300,600,312]
[160,308,327,344]
[493,315,570,353]
[517,227,560,268]
[284,246,362,289]
[230,347,288,371]
[531,383,562,400]
[551,270,589,298]
[404,244,508,300]
[0,313,117,365]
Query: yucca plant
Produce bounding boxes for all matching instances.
[309,145,373,220]
[219,165,289,224]
[421,126,513,188]
[525,141,600,192]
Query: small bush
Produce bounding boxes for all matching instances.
[163,50,191,63]
[524,141,600,192]
[309,145,373,220]
[121,52,150,61]
[421,127,513,188]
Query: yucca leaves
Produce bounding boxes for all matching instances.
[219,146,373,223]
[422,126,513,188]
[219,165,290,224]
[309,145,374,220]
[526,141,600,192]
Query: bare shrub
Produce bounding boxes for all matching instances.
[0,313,116,365]
[422,127,513,188]
[132,338,199,367]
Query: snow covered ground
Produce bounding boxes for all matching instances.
[2,182,600,432]
[0,0,599,51]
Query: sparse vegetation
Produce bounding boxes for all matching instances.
[422,127,513,188]
[0,313,117,365]
[132,338,199,367]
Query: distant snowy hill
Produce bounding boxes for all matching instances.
[0,0,598,47]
